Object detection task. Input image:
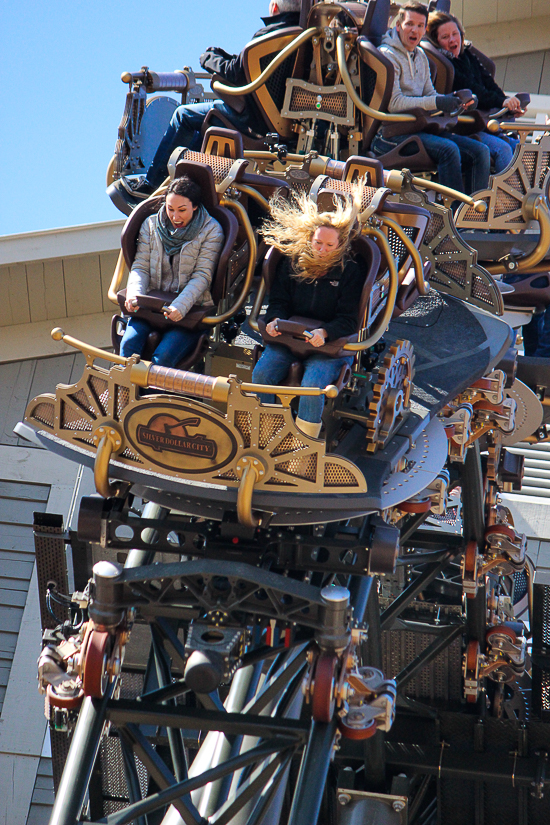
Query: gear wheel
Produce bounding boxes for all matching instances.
[366,340,415,452]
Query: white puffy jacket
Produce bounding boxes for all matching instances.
[125,211,224,317]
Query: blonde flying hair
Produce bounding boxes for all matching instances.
[260,187,362,280]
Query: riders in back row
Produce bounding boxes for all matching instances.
[113,0,302,208]
[113,0,524,209]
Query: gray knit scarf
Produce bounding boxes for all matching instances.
[156,203,209,256]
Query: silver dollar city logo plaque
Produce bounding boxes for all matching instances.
[124,401,239,474]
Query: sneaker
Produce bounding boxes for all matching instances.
[107,177,155,215]
[119,175,154,198]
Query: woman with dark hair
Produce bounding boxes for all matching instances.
[120,175,224,367]
[427,10,523,174]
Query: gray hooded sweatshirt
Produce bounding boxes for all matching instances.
[379,27,438,114]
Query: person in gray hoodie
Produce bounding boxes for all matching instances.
[121,175,224,367]
[371,1,490,196]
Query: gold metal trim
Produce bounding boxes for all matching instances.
[485,195,550,275]
[24,353,367,500]
[336,34,416,124]
[379,215,428,295]
[385,169,487,213]
[212,28,319,97]
[235,455,266,527]
[202,198,258,326]
[108,251,129,306]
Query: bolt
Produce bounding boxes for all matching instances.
[392,799,406,812]
[338,793,351,805]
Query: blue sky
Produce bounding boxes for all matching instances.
[1,0,263,236]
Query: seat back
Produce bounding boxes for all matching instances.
[257,236,382,358]
[355,38,394,152]
[468,44,496,79]
[119,162,239,307]
[241,27,304,139]
[201,127,244,159]
[363,0,391,47]
[421,39,454,94]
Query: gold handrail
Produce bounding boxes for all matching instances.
[378,214,428,295]
[108,182,170,305]
[341,227,399,351]
[485,194,550,275]
[201,197,258,325]
[50,328,339,404]
[385,169,487,212]
[108,251,128,305]
[212,28,320,96]
[337,34,416,124]
[233,183,271,213]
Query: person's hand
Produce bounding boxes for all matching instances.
[266,319,281,337]
[164,305,183,322]
[125,296,138,313]
[503,96,524,115]
[309,328,327,347]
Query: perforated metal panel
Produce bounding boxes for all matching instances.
[179,150,234,183]
[271,432,307,457]
[234,410,252,447]
[472,274,496,304]
[324,463,359,487]
[381,629,462,701]
[424,213,444,244]
[282,80,354,126]
[275,453,317,481]
[438,260,467,287]
[32,402,55,428]
[258,413,286,449]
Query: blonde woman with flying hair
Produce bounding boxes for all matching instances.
[252,190,365,439]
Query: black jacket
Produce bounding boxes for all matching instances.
[450,46,505,111]
[200,12,301,135]
[264,256,365,342]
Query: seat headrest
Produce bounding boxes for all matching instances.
[173,160,220,212]
[364,0,390,47]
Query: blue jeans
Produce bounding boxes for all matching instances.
[477,132,517,174]
[120,317,201,367]
[372,130,491,194]
[145,100,251,189]
[252,343,354,423]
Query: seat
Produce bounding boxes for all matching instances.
[208,26,304,142]
[308,173,431,317]
[112,162,241,371]
[255,235,381,385]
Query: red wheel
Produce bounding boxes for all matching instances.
[400,497,431,514]
[47,683,84,709]
[444,424,456,439]
[485,524,516,542]
[464,540,477,573]
[339,717,377,740]
[83,630,110,698]
[312,653,337,723]
[486,624,517,643]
